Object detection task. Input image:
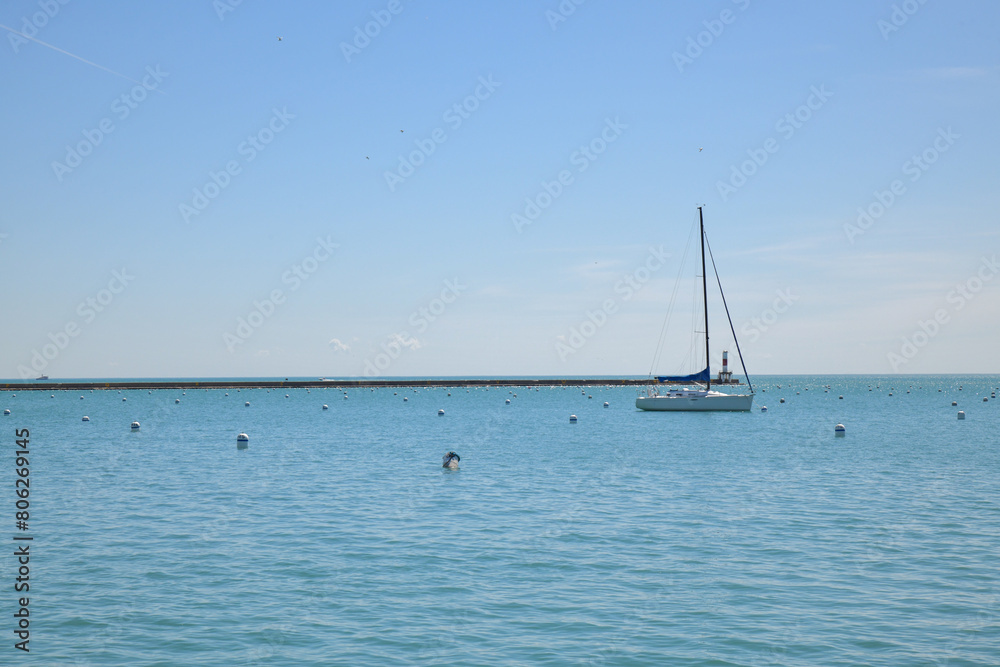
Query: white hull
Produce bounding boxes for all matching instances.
[635,389,754,412]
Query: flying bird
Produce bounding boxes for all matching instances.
[277,36,283,41]
[699,147,703,152]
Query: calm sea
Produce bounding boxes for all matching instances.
[3,375,998,665]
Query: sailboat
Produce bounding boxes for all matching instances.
[636,207,754,412]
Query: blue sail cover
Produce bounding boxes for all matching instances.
[656,366,710,384]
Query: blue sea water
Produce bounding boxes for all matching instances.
[2,375,999,665]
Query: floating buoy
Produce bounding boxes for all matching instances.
[403,397,408,402]
[225,393,229,396]
[604,402,609,407]
[322,404,328,410]
[344,395,348,399]
[569,414,578,422]
[588,395,593,399]
[952,401,957,406]
[438,409,445,416]
[761,406,767,412]
[983,397,988,402]
[175,399,180,404]
[82,416,89,421]
[237,433,249,449]
[779,398,785,403]
[839,396,843,400]
[80,396,84,400]
[505,399,510,405]
[835,423,846,437]
[245,401,250,407]
[122,397,127,402]
[447,392,451,396]
[285,394,289,398]
[50,394,54,398]
[958,411,966,420]
[888,393,893,396]
[130,421,140,430]
[3,409,9,415]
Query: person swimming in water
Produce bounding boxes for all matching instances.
[442,451,460,469]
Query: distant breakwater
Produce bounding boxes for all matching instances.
[2,378,740,391]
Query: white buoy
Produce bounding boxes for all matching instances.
[958,411,966,420]
[984,397,988,402]
[438,409,445,416]
[237,433,249,449]
[285,394,289,398]
[225,393,229,396]
[122,397,127,402]
[588,395,593,399]
[835,423,846,436]
[952,401,958,406]
[82,416,89,421]
[505,399,510,405]
[344,395,348,399]
[3,409,9,415]
[245,401,250,407]
[761,406,767,412]
[604,402,609,407]
[779,398,785,403]
[403,397,408,402]
[80,396,84,400]
[131,421,140,430]
[175,399,180,404]
[839,395,843,399]
[322,404,328,410]
[50,394,54,398]
[888,393,893,396]
[569,414,578,422]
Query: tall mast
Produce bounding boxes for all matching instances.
[699,206,710,390]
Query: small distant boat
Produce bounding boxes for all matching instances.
[636,207,754,412]
[442,451,460,469]
[36,375,49,380]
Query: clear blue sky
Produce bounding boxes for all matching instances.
[1,0,998,379]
